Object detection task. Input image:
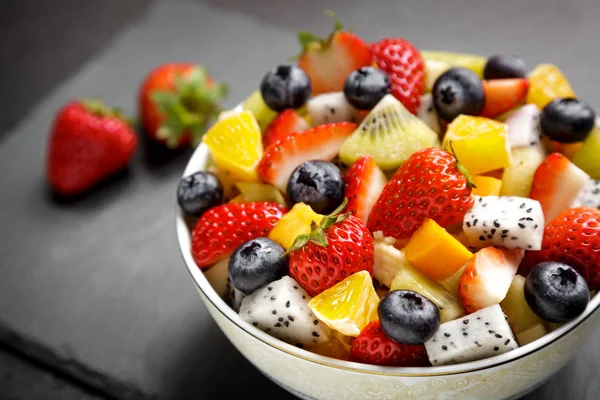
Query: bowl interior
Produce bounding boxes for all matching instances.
[176,141,600,376]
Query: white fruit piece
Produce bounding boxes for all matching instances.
[504,104,542,149]
[203,257,230,298]
[307,92,356,126]
[239,276,331,348]
[463,196,544,250]
[372,231,412,288]
[424,304,519,366]
[418,93,442,134]
[572,179,600,209]
[227,277,246,312]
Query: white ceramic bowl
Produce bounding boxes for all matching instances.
[176,142,600,400]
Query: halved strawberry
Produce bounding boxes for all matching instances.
[480,78,529,118]
[529,153,589,221]
[458,247,523,314]
[344,156,387,224]
[258,122,357,192]
[263,109,310,148]
[297,11,372,95]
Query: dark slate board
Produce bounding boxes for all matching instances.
[1,0,600,399]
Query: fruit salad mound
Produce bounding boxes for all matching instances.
[179,11,599,367]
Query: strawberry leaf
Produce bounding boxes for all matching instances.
[283,233,311,256]
[447,141,477,189]
[324,10,344,32]
[298,31,322,51]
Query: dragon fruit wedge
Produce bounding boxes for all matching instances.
[227,277,246,312]
[504,104,542,149]
[239,276,332,348]
[307,92,357,126]
[417,93,442,135]
[424,304,518,366]
[463,196,544,250]
[572,179,600,209]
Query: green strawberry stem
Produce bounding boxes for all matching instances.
[296,10,345,53]
[80,99,134,126]
[151,66,228,148]
[283,198,350,256]
[446,141,477,189]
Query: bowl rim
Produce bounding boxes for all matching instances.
[176,122,600,377]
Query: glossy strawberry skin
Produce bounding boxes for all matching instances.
[263,109,310,148]
[289,215,374,296]
[191,202,287,269]
[47,101,137,196]
[344,155,387,224]
[349,321,429,367]
[520,207,600,289]
[370,38,425,114]
[367,148,474,242]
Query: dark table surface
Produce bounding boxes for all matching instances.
[1,0,600,399]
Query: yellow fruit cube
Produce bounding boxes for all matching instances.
[472,175,502,196]
[228,194,246,204]
[403,219,473,281]
[443,115,511,176]
[420,50,486,78]
[268,203,323,250]
[309,271,379,337]
[526,64,576,109]
[203,110,263,183]
[235,182,287,207]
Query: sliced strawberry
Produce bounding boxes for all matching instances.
[297,12,372,95]
[258,122,357,192]
[458,247,523,314]
[480,78,529,118]
[529,153,589,221]
[344,156,387,224]
[263,109,310,148]
[191,202,287,268]
[349,321,429,367]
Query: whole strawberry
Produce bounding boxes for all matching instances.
[297,11,372,95]
[368,147,474,243]
[349,321,429,367]
[191,202,287,269]
[286,199,374,296]
[370,38,425,114]
[520,207,600,289]
[139,63,228,148]
[46,100,138,196]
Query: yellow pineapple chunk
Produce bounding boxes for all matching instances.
[526,64,576,109]
[268,203,323,250]
[403,219,473,281]
[443,115,511,176]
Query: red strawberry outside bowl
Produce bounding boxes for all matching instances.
[176,104,600,400]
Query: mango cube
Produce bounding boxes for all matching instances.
[268,203,323,250]
[403,219,473,281]
[472,175,502,197]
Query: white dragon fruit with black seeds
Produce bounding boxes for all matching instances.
[227,277,246,312]
[572,179,600,209]
[504,104,542,148]
[307,92,357,126]
[239,276,331,348]
[417,93,441,135]
[424,304,518,366]
[463,196,544,250]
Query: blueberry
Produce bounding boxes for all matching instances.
[524,262,590,323]
[540,98,596,143]
[287,161,345,214]
[432,67,485,122]
[483,55,527,80]
[260,65,311,112]
[229,238,288,295]
[177,172,223,217]
[378,290,440,345]
[343,67,392,110]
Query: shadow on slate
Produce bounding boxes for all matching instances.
[0,0,600,399]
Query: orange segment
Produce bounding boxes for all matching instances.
[403,219,473,281]
[203,110,263,182]
[308,271,379,337]
[443,115,511,176]
[268,203,323,250]
[472,175,502,196]
[526,64,575,109]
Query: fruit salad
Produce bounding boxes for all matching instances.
[178,12,600,367]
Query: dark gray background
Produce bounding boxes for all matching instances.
[1,0,599,399]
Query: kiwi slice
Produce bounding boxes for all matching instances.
[235,182,287,207]
[339,94,439,171]
[390,262,465,323]
[421,50,486,78]
[242,90,278,133]
[572,122,600,179]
